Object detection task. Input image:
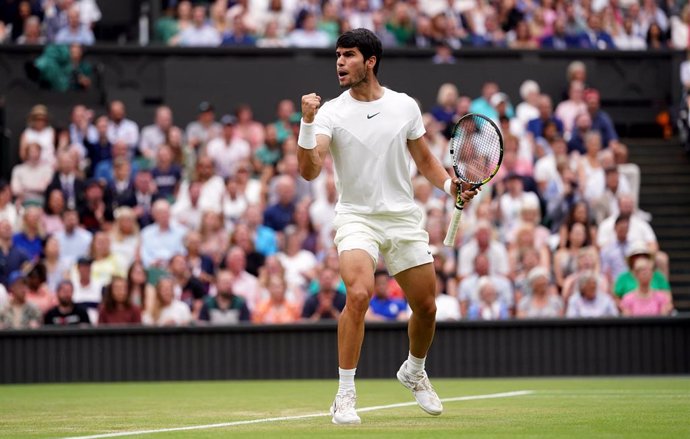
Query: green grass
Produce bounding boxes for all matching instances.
[0,378,688,438]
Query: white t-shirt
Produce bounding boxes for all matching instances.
[597,213,657,249]
[206,137,251,178]
[143,301,192,326]
[314,88,426,216]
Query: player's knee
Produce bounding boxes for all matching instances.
[411,297,437,320]
[346,288,370,315]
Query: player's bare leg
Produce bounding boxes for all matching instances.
[394,262,444,416]
[330,249,375,425]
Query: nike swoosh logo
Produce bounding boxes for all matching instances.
[367,112,380,119]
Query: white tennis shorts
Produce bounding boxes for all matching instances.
[333,209,433,276]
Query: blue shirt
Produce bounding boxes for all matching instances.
[139,222,187,268]
[152,165,182,200]
[369,297,407,321]
[590,110,618,147]
[11,233,42,261]
[527,116,564,138]
[263,202,295,232]
[0,245,30,287]
[55,228,93,266]
[54,25,95,45]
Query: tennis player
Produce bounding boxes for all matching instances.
[297,28,478,425]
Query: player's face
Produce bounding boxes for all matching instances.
[335,46,370,89]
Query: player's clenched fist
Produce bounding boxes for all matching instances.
[301,93,321,123]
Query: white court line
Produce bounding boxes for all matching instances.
[62,390,534,439]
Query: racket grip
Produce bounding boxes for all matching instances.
[443,207,463,247]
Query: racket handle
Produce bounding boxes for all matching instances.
[443,207,463,247]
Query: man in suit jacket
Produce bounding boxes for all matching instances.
[45,150,85,210]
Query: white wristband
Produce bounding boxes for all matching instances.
[443,178,453,196]
[298,118,317,150]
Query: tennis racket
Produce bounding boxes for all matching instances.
[443,113,504,247]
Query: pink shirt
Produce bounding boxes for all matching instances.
[621,291,670,316]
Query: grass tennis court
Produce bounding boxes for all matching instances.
[1,377,688,438]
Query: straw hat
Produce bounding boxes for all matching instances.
[28,104,49,122]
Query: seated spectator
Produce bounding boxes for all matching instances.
[89,231,125,287]
[561,246,608,301]
[252,275,301,324]
[176,5,221,47]
[199,270,251,324]
[467,276,510,321]
[79,179,113,233]
[186,101,222,151]
[540,17,584,49]
[496,172,541,240]
[42,189,66,235]
[256,19,288,48]
[11,143,53,205]
[70,257,102,322]
[142,277,192,326]
[470,82,500,120]
[0,218,30,287]
[168,254,207,318]
[471,11,507,47]
[577,132,610,204]
[152,145,182,200]
[199,210,229,267]
[221,14,256,46]
[513,247,542,301]
[287,11,330,47]
[206,114,251,179]
[430,83,459,132]
[301,267,345,321]
[558,200,597,250]
[386,2,416,46]
[277,226,318,293]
[20,104,55,166]
[98,276,141,325]
[584,88,618,149]
[457,221,509,281]
[600,215,632,288]
[127,261,155,312]
[125,169,159,228]
[515,80,540,130]
[54,208,91,267]
[110,207,140,269]
[366,271,408,322]
[55,6,95,45]
[516,267,564,318]
[68,105,98,159]
[107,101,140,158]
[139,106,175,161]
[457,253,514,316]
[44,280,91,326]
[264,175,297,232]
[433,269,461,321]
[0,271,42,329]
[0,181,19,231]
[620,258,673,316]
[554,222,590,290]
[158,1,192,45]
[508,223,551,278]
[85,115,113,175]
[555,80,587,138]
[527,95,564,139]
[566,270,619,318]
[254,125,282,171]
[140,199,186,269]
[13,206,45,261]
[614,241,671,299]
[224,246,262,311]
[171,181,204,231]
[22,262,56,315]
[183,231,215,285]
[598,194,658,251]
[17,16,46,45]
[175,156,225,215]
[43,235,71,293]
[222,176,248,229]
[581,13,616,50]
[615,15,647,50]
[509,19,538,49]
[46,150,85,211]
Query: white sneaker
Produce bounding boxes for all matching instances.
[330,390,361,425]
[397,361,443,416]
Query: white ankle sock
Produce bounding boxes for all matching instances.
[338,367,356,395]
[406,352,426,374]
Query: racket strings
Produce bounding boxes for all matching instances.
[452,116,502,184]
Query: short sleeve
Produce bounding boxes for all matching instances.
[313,103,333,138]
[407,99,425,140]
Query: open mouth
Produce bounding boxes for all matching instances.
[338,70,348,79]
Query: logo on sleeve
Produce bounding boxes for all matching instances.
[367,112,380,119]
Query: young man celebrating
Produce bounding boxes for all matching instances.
[297,28,477,425]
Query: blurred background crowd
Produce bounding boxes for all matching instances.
[1,0,689,51]
[0,51,675,329]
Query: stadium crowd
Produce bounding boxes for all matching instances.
[1,0,690,51]
[0,56,675,329]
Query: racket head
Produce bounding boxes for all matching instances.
[449,113,504,187]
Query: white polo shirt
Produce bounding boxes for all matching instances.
[314,88,425,216]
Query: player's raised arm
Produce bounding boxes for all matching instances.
[298,93,330,181]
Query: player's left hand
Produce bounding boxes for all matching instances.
[452,179,479,203]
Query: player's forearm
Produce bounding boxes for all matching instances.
[417,154,452,193]
[297,147,322,181]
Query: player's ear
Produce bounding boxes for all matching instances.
[366,56,376,71]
